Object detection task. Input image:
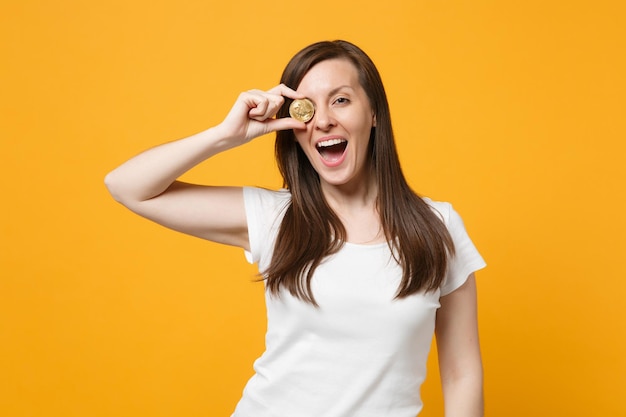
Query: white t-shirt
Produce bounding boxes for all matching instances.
[232,187,486,417]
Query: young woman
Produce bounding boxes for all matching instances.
[105,40,486,417]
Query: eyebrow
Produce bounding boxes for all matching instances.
[327,85,354,97]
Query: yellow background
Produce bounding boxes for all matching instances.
[1,1,625,416]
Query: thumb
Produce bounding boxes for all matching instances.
[265,117,307,133]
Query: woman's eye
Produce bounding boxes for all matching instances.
[334,97,349,104]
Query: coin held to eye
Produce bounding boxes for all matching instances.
[289,98,315,123]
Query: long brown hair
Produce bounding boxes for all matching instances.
[265,40,455,305]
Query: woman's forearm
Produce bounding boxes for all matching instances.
[104,125,234,205]
[442,373,484,417]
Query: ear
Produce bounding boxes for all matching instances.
[372,113,377,127]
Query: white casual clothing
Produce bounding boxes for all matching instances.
[232,187,486,417]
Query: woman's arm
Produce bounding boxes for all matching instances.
[435,273,484,417]
[104,84,305,250]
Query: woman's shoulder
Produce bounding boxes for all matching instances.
[420,196,475,238]
[244,186,291,202]
[421,196,453,223]
[243,186,292,215]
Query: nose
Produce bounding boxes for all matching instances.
[313,106,336,131]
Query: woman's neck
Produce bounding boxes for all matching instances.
[321,178,384,245]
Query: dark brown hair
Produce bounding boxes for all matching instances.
[265,40,454,305]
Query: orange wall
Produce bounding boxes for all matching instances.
[1,1,624,416]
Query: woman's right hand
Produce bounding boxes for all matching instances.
[216,84,307,147]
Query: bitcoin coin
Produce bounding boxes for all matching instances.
[289,98,315,123]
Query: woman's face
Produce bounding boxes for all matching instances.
[293,58,376,192]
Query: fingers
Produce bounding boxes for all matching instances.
[267,83,304,100]
[223,85,305,142]
[244,84,304,122]
[244,90,278,121]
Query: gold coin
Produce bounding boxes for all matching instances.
[289,98,315,123]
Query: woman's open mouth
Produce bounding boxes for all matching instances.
[316,138,348,163]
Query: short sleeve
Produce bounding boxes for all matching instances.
[242,187,290,268]
[436,202,486,296]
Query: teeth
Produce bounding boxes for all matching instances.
[316,138,346,148]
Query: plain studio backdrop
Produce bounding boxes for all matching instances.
[1,1,624,416]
